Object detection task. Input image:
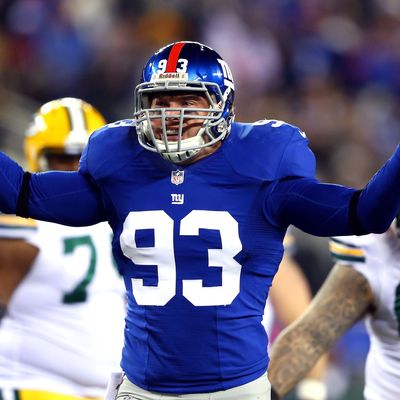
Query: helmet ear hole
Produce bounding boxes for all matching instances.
[134,41,235,163]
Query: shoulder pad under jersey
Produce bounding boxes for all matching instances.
[222,120,316,181]
[79,119,141,180]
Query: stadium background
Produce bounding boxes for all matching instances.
[1,0,399,398]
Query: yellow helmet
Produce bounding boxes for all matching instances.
[24,97,106,171]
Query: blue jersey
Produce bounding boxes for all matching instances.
[79,119,315,393]
[2,117,400,393]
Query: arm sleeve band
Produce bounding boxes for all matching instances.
[348,190,365,235]
[16,172,31,218]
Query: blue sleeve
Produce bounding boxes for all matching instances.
[266,145,400,236]
[265,178,357,236]
[357,145,400,232]
[0,152,23,213]
[0,151,106,226]
[28,171,106,226]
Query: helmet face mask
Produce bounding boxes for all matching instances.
[25,98,106,172]
[134,41,235,163]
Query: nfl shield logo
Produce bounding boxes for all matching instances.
[171,170,184,185]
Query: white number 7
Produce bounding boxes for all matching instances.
[120,210,242,306]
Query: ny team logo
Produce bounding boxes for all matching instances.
[171,170,184,185]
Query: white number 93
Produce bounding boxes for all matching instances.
[120,210,242,306]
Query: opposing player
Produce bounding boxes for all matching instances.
[268,224,400,400]
[1,41,400,399]
[0,98,126,399]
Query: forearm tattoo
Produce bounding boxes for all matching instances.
[268,264,372,395]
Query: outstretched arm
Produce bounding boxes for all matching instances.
[268,263,373,397]
[0,151,106,226]
[267,145,400,236]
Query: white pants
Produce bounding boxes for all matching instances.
[115,372,271,400]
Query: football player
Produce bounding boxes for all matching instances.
[268,224,400,400]
[1,41,400,399]
[0,98,126,400]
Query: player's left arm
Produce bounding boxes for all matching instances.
[268,263,373,397]
[267,138,400,236]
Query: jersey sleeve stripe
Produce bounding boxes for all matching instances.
[330,252,366,263]
[0,215,37,229]
[329,240,365,263]
[330,237,359,248]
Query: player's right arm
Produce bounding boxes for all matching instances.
[267,263,373,397]
[0,151,106,226]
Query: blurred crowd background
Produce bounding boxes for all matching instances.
[1,0,400,398]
